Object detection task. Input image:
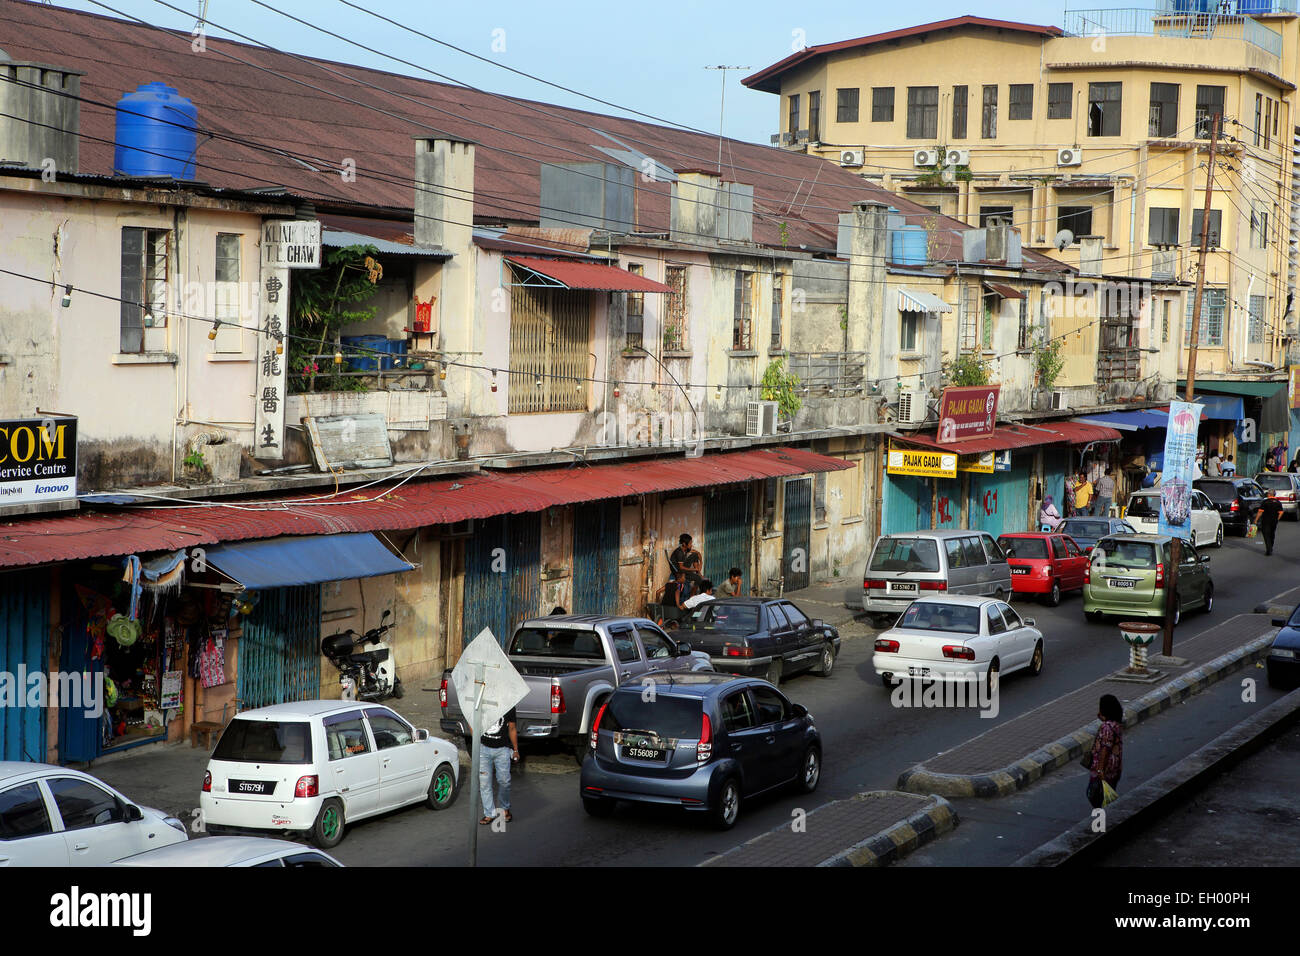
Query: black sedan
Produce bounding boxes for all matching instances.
[671,597,840,684]
[1268,603,1300,689]
[1057,516,1136,552]
[1193,477,1267,535]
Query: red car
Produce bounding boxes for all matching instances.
[997,533,1089,607]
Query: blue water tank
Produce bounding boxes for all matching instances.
[113,82,198,179]
[890,226,928,266]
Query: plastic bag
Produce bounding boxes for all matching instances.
[1246,523,1259,538]
[1102,781,1119,806]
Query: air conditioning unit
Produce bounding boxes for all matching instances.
[945,148,969,167]
[746,400,779,437]
[795,128,811,143]
[897,389,928,425]
[1051,390,1069,410]
[779,132,794,145]
[770,134,782,146]
[1057,147,1082,167]
[1152,248,1177,280]
[913,148,940,168]
[840,149,865,167]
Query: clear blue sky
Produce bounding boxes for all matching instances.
[57,1,1084,143]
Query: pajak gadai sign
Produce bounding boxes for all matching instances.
[937,386,1000,443]
[0,418,77,505]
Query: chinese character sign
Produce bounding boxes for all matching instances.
[1158,401,1204,539]
[254,265,290,459]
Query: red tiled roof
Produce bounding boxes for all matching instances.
[506,256,672,292]
[0,447,850,568]
[891,420,1121,455]
[743,16,1063,93]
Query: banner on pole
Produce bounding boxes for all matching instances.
[1158,401,1204,540]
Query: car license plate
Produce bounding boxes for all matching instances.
[1012,567,1029,575]
[1107,578,1136,589]
[229,779,275,795]
[1271,649,1296,659]
[623,745,665,760]
[908,666,931,677]
[890,582,917,593]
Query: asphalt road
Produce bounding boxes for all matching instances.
[327,528,1300,866]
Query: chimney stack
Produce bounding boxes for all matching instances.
[414,136,475,250]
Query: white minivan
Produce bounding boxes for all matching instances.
[201,701,459,849]
[863,530,1013,627]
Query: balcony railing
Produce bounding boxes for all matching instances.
[1063,7,1284,59]
[787,351,866,396]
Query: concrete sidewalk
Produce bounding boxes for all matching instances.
[779,580,866,629]
[897,611,1279,798]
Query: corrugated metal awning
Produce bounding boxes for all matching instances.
[0,448,850,568]
[322,227,452,259]
[983,281,1025,299]
[507,256,672,292]
[897,288,953,313]
[891,420,1121,455]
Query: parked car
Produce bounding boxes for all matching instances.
[863,530,1012,627]
[1266,603,1300,689]
[201,701,459,850]
[114,835,342,867]
[1254,472,1300,520]
[1057,517,1137,552]
[440,615,713,759]
[997,532,1089,606]
[871,595,1044,691]
[0,762,188,866]
[1125,488,1224,549]
[1193,477,1267,536]
[673,597,840,683]
[579,672,820,830]
[1082,533,1214,625]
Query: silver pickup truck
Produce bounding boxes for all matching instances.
[439,614,713,757]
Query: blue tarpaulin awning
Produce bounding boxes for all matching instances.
[1194,394,1245,421]
[1072,410,1171,432]
[202,533,414,590]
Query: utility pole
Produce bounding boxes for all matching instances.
[704,66,750,174]
[1163,111,1220,658]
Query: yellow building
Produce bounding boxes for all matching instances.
[745,7,1297,418]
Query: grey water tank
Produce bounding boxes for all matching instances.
[0,60,83,173]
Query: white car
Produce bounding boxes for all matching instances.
[0,762,188,866]
[115,835,342,867]
[871,595,1044,690]
[1124,488,1224,549]
[201,701,459,849]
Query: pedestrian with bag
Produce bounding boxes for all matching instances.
[1254,489,1285,557]
[478,708,518,825]
[1085,694,1124,809]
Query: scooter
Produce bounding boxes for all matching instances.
[321,609,404,702]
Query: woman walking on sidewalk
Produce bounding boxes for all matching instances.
[1086,694,1124,809]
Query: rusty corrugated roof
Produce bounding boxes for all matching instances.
[506,256,672,292]
[0,447,850,568]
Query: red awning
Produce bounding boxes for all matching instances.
[892,420,1122,455]
[983,281,1025,300]
[0,447,849,569]
[507,256,672,292]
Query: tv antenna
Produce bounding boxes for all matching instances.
[704,65,750,174]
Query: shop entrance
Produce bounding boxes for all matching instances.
[0,570,49,762]
[236,585,322,710]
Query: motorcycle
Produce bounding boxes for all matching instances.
[321,609,404,702]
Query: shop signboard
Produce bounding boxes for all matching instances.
[888,446,957,479]
[937,386,1000,443]
[957,451,995,473]
[1158,401,1204,540]
[261,219,321,269]
[254,266,289,459]
[1290,365,1300,410]
[0,417,77,506]
[994,449,1012,472]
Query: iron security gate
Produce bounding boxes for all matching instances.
[783,477,812,591]
[933,476,960,530]
[1044,449,1069,519]
[465,514,542,646]
[0,570,49,762]
[883,475,933,535]
[969,456,1032,535]
[237,585,322,710]
[573,501,620,616]
[705,485,752,589]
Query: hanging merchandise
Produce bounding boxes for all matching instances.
[199,628,227,688]
[75,584,114,660]
[106,613,141,647]
[159,671,183,710]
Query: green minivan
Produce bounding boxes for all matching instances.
[1082,533,1214,626]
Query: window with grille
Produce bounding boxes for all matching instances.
[1254,93,1263,147]
[1048,82,1072,119]
[1264,98,1273,150]
[733,270,753,350]
[1148,83,1179,138]
[952,85,968,139]
[625,263,645,348]
[837,87,860,123]
[664,264,687,351]
[1183,289,1225,347]
[1195,85,1224,139]
[1017,297,1030,350]
[1148,207,1180,246]
[788,94,800,135]
[906,86,938,139]
[213,233,243,353]
[1009,84,1033,121]
[808,90,821,141]
[1162,299,1171,344]
[981,85,998,138]
[959,284,980,352]
[982,293,994,349]
[871,87,893,122]
[771,273,783,349]
[1249,295,1266,344]
[120,226,170,353]
[1250,206,1269,249]
[901,311,920,352]
[509,278,591,413]
[1088,82,1122,136]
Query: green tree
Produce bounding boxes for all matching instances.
[943,352,993,387]
[288,245,385,393]
[760,358,803,420]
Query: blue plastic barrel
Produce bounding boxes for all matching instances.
[341,335,386,372]
[113,82,199,179]
[890,226,928,266]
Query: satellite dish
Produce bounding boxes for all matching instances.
[1054,229,1074,251]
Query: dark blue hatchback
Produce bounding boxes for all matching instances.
[579,673,821,829]
[1268,603,1300,689]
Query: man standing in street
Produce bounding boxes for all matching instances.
[478,707,518,825]
[1092,469,1116,517]
[1254,489,1285,557]
[1073,474,1093,516]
